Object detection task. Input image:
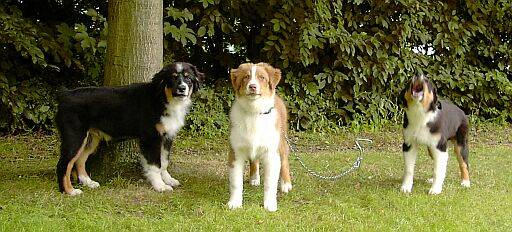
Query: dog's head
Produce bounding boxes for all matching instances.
[404,74,438,111]
[152,62,204,102]
[229,62,281,99]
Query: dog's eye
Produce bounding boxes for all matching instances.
[244,75,250,80]
[258,75,264,80]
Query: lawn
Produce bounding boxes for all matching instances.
[0,125,511,231]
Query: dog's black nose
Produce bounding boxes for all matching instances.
[177,85,186,93]
[249,84,257,91]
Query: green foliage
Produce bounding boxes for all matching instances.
[163,0,512,130]
[1,0,511,133]
[185,85,233,138]
[0,3,107,133]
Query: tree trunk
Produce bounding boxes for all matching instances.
[88,0,163,180]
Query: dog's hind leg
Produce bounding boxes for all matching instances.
[429,144,449,195]
[455,123,470,187]
[75,130,101,189]
[426,147,434,184]
[249,160,260,186]
[57,127,88,196]
[279,137,292,193]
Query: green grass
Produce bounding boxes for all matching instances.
[1,125,511,231]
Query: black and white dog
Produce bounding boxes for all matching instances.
[401,74,470,195]
[56,62,204,195]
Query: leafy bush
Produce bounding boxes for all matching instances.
[1,0,511,134]
[164,0,512,131]
[185,84,233,138]
[0,4,106,133]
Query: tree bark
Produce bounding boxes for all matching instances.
[89,0,163,180]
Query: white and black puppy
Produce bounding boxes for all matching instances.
[401,74,470,195]
[56,62,204,195]
[227,62,292,212]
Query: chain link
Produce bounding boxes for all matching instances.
[286,135,373,180]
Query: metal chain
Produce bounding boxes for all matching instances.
[286,135,373,180]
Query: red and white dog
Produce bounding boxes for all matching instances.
[227,63,292,212]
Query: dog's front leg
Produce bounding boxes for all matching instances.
[228,151,245,210]
[262,151,281,212]
[140,138,173,192]
[401,142,418,193]
[160,137,180,187]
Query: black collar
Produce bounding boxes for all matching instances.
[260,106,274,115]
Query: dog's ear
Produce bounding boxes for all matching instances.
[191,65,205,93]
[152,66,169,85]
[229,68,238,88]
[257,63,281,90]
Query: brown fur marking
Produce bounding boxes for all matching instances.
[454,144,470,181]
[75,132,101,180]
[421,82,434,110]
[164,87,173,102]
[404,90,413,106]
[63,137,88,194]
[228,150,235,168]
[249,160,259,179]
[155,123,166,136]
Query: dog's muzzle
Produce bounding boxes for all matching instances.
[176,83,188,96]
[410,76,425,100]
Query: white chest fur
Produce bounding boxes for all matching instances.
[229,97,280,160]
[160,98,191,138]
[403,102,440,146]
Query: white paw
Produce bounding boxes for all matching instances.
[79,176,100,189]
[227,199,242,210]
[153,183,173,192]
[428,186,443,195]
[85,180,100,189]
[249,178,260,186]
[426,178,434,184]
[461,180,471,187]
[280,182,292,193]
[400,184,413,193]
[264,199,278,212]
[162,174,180,187]
[68,188,83,196]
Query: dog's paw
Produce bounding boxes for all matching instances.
[153,183,173,192]
[227,199,242,210]
[400,183,412,193]
[400,184,413,193]
[162,174,180,187]
[85,180,100,189]
[428,186,443,195]
[461,180,471,188]
[68,188,83,196]
[79,176,100,189]
[249,178,260,186]
[264,199,278,212]
[280,181,292,193]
